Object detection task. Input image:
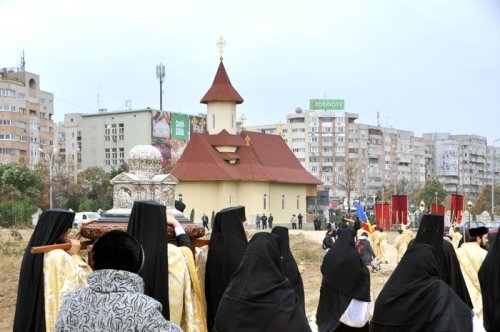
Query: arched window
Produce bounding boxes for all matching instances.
[212,114,216,129]
[281,195,285,210]
[297,195,300,209]
[178,193,183,202]
[29,78,36,89]
[263,194,267,210]
[229,194,232,205]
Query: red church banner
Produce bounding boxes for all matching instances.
[375,203,391,230]
[430,204,446,215]
[450,194,464,224]
[391,195,408,225]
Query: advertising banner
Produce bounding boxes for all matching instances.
[435,140,459,177]
[151,110,172,167]
[189,115,207,137]
[309,99,345,110]
[171,113,189,141]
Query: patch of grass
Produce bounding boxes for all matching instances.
[0,228,31,331]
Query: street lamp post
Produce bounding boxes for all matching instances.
[466,201,473,240]
[39,148,56,209]
[364,164,379,206]
[492,139,500,220]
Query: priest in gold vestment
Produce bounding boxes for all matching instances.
[14,209,91,332]
[456,226,489,321]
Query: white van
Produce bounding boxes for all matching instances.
[73,212,100,228]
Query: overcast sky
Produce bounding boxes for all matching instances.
[3,0,499,143]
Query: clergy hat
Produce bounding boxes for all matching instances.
[92,230,144,273]
[469,226,488,238]
[175,200,186,212]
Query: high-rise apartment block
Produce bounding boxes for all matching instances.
[247,101,498,207]
[0,66,55,168]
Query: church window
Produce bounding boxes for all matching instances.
[281,195,285,210]
[297,195,300,209]
[263,194,267,209]
[212,114,216,129]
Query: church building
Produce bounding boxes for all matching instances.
[171,52,321,224]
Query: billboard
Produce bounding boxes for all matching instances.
[189,115,207,137]
[309,99,345,110]
[171,113,189,141]
[435,140,459,176]
[151,110,171,167]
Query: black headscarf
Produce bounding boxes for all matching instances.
[371,244,473,332]
[92,230,144,273]
[127,200,169,319]
[479,228,500,332]
[205,205,248,331]
[271,226,305,311]
[14,209,75,332]
[316,229,370,332]
[413,214,472,308]
[213,233,311,332]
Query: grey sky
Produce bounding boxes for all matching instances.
[3,0,499,143]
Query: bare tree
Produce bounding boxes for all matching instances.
[338,163,358,214]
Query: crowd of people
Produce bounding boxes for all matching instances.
[13,202,500,331]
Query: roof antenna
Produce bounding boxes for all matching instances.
[20,50,25,71]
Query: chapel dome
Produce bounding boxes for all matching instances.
[128,145,163,174]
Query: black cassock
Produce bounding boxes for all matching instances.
[371,244,473,332]
[316,229,370,332]
[479,229,500,332]
[213,232,311,332]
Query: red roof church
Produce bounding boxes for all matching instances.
[171,50,320,224]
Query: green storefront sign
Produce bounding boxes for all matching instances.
[309,99,345,110]
[171,113,189,141]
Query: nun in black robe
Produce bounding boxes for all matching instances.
[127,200,170,320]
[213,232,311,332]
[316,229,371,332]
[479,228,500,331]
[371,244,473,332]
[271,226,305,311]
[205,206,248,331]
[412,213,473,308]
[14,209,75,332]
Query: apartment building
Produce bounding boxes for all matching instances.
[0,66,55,168]
[57,108,206,174]
[247,101,427,209]
[423,133,494,201]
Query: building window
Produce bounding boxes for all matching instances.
[229,194,232,205]
[263,194,267,210]
[118,123,124,140]
[297,195,300,209]
[119,148,124,159]
[281,195,285,210]
[212,114,215,129]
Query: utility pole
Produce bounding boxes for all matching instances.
[156,63,165,110]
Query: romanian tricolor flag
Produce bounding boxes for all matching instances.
[355,201,374,233]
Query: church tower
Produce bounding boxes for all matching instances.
[200,37,244,135]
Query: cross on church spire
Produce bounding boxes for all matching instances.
[216,36,226,61]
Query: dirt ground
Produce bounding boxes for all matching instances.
[0,227,397,331]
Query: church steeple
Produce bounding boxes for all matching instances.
[201,37,243,135]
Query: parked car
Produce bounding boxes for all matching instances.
[445,221,486,237]
[73,212,100,228]
[485,221,500,245]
